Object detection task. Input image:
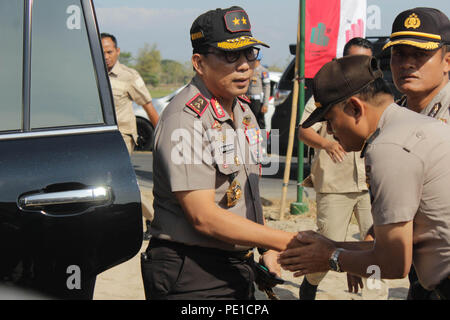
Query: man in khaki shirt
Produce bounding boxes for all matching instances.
[101,33,159,230]
[297,38,375,299]
[101,33,159,153]
[280,55,450,300]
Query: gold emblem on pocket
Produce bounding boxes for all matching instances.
[226,179,242,207]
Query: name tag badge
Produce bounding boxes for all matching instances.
[219,143,235,154]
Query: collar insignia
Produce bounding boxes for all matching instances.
[211,98,226,118]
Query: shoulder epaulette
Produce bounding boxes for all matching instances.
[238,95,251,103]
[186,93,209,117]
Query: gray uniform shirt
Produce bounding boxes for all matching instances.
[398,81,450,124]
[247,64,270,106]
[363,103,450,290]
[150,75,264,251]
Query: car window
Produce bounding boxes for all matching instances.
[30,0,104,129]
[0,1,24,132]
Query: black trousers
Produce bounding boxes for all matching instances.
[141,238,256,300]
[407,266,449,300]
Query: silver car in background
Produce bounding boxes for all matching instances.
[133,85,186,151]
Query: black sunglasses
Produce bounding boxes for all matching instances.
[202,47,260,63]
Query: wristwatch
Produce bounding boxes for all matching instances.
[329,248,344,272]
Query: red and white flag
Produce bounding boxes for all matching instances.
[305,0,366,78]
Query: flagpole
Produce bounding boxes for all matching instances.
[290,0,308,215]
[279,0,308,219]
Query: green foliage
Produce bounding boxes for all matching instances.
[119,51,134,67]
[134,43,162,87]
[160,59,194,85]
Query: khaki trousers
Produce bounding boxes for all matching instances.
[306,191,388,299]
[306,192,372,285]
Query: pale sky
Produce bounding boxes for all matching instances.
[93,0,450,68]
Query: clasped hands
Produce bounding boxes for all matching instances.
[279,230,336,277]
[279,231,364,294]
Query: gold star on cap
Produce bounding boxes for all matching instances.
[241,17,247,25]
[233,17,240,25]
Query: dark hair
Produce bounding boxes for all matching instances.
[101,33,117,48]
[354,77,393,102]
[343,37,374,56]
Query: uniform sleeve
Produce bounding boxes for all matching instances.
[300,96,322,132]
[156,113,216,192]
[128,70,152,106]
[366,143,423,226]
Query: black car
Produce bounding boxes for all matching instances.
[0,0,142,299]
[271,37,402,156]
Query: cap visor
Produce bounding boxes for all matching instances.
[301,106,329,129]
[383,39,441,51]
[215,36,270,51]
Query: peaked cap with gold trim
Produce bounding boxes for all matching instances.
[190,6,269,52]
[383,7,450,51]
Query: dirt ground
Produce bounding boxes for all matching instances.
[93,192,409,300]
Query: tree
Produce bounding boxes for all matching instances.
[134,43,162,87]
[161,59,189,85]
[119,51,134,67]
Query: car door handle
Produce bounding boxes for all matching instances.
[19,187,111,208]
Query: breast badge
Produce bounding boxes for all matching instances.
[226,179,242,207]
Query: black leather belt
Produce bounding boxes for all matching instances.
[150,237,253,261]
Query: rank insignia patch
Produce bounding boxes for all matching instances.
[224,9,251,33]
[186,93,209,117]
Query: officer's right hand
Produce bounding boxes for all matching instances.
[324,140,346,163]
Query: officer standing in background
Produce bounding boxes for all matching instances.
[382,7,450,299]
[101,33,159,152]
[101,33,158,233]
[279,55,450,300]
[141,6,299,300]
[247,52,270,129]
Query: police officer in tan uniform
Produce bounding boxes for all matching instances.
[382,7,450,299]
[101,33,158,231]
[279,55,450,300]
[297,37,375,299]
[247,52,270,128]
[101,33,159,153]
[141,6,299,300]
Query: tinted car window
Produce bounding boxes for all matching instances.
[0,1,24,132]
[30,0,103,129]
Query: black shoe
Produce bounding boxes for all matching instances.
[143,230,151,241]
[299,278,318,300]
[143,220,152,241]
